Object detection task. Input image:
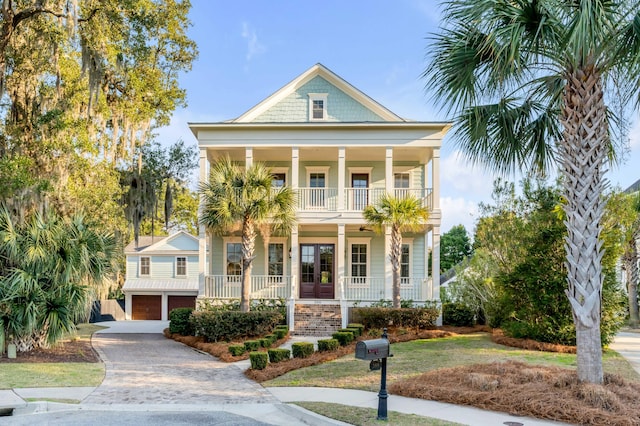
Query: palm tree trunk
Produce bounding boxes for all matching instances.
[241,218,256,312]
[390,225,402,309]
[560,65,607,384]
[629,230,640,328]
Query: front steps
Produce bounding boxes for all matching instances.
[292,303,342,336]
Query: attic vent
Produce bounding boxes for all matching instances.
[308,93,328,121]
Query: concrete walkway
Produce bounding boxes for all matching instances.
[5,322,640,425]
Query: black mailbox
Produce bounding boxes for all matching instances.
[355,338,390,360]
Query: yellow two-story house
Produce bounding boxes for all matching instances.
[189,64,450,334]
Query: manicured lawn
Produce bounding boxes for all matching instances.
[0,363,105,389]
[265,333,640,392]
[293,402,463,426]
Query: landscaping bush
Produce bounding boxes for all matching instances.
[352,307,439,330]
[337,328,356,337]
[274,329,288,339]
[190,310,283,342]
[275,325,289,332]
[442,303,475,327]
[244,340,261,351]
[169,307,194,335]
[268,348,291,363]
[347,323,364,335]
[292,342,315,358]
[249,352,268,370]
[265,334,277,345]
[317,338,339,352]
[332,331,354,346]
[228,344,246,356]
[260,338,272,348]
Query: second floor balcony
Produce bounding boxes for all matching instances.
[297,187,433,212]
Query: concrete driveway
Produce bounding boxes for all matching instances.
[83,321,277,405]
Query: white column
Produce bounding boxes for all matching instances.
[337,224,347,327]
[423,230,430,301]
[289,226,299,331]
[432,226,441,302]
[385,147,393,194]
[338,147,345,210]
[432,148,440,210]
[125,293,132,320]
[291,147,299,190]
[245,147,253,168]
[198,148,208,298]
[384,225,393,300]
[161,293,169,321]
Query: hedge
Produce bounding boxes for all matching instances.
[274,329,288,339]
[292,342,315,358]
[244,340,261,351]
[169,307,194,335]
[228,344,246,356]
[332,331,354,346]
[268,348,291,363]
[249,352,268,370]
[442,302,475,327]
[190,310,283,342]
[352,307,439,330]
[317,338,339,352]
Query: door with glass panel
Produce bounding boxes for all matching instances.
[300,244,334,299]
[309,172,326,208]
[352,173,369,210]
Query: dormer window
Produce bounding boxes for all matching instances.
[308,93,328,121]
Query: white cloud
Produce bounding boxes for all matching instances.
[241,22,266,61]
[440,196,478,235]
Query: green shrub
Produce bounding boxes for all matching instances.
[190,310,283,342]
[332,331,354,346]
[292,342,315,358]
[442,303,475,327]
[274,328,288,339]
[317,338,339,352]
[249,352,268,370]
[347,323,364,335]
[228,344,246,356]
[265,334,277,345]
[260,338,272,348]
[337,328,356,337]
[168,307,194,335]
[275,325,289,332]
[352,307,439,330]
[244,340,261,351]
[268,348,291,363]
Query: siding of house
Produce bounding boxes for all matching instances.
[126,254,198,279]
[252,76,386,123]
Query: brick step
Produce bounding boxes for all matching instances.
[293,303,342,336]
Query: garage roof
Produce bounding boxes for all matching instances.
[123,279,199,292]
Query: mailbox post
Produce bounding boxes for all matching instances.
[355,328,391,421]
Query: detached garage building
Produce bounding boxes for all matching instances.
[123,232,200,320]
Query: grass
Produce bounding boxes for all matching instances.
[265,333,640,392]
[68,323,106,339]
[292,402,463,426]
[0,363,105,389]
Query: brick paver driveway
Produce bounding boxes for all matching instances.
[83,333,276,405]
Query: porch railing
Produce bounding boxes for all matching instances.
[297,187,433,212]
[297,187,338,211]
[341,276,430,302]
[204,275,291,299]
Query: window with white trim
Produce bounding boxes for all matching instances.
[140,257,150,276]
[226,242,242,276]
[348,238,370,286]
[176,256,187,277]
[268,243,284,276]
[308,93,328,121]
[400,243,411,284]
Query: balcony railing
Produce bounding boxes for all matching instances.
[297,187,432,212]
[341,276,429,302]
[204,275,291,299]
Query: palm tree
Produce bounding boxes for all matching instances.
[621,192,640,328]
[425,0,640,383]
[199,157,296,312]
[363,193,428,309]
[0,208,116,352]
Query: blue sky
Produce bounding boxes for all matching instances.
[157,0,640,235]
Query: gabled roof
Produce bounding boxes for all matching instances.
[234,63,404,123]
[124,231,199,255]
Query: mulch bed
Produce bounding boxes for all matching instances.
[491,328,577,354]
[0,339,100,363]
[388,360,640,426]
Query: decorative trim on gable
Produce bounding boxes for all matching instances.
[234,63,404,123]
